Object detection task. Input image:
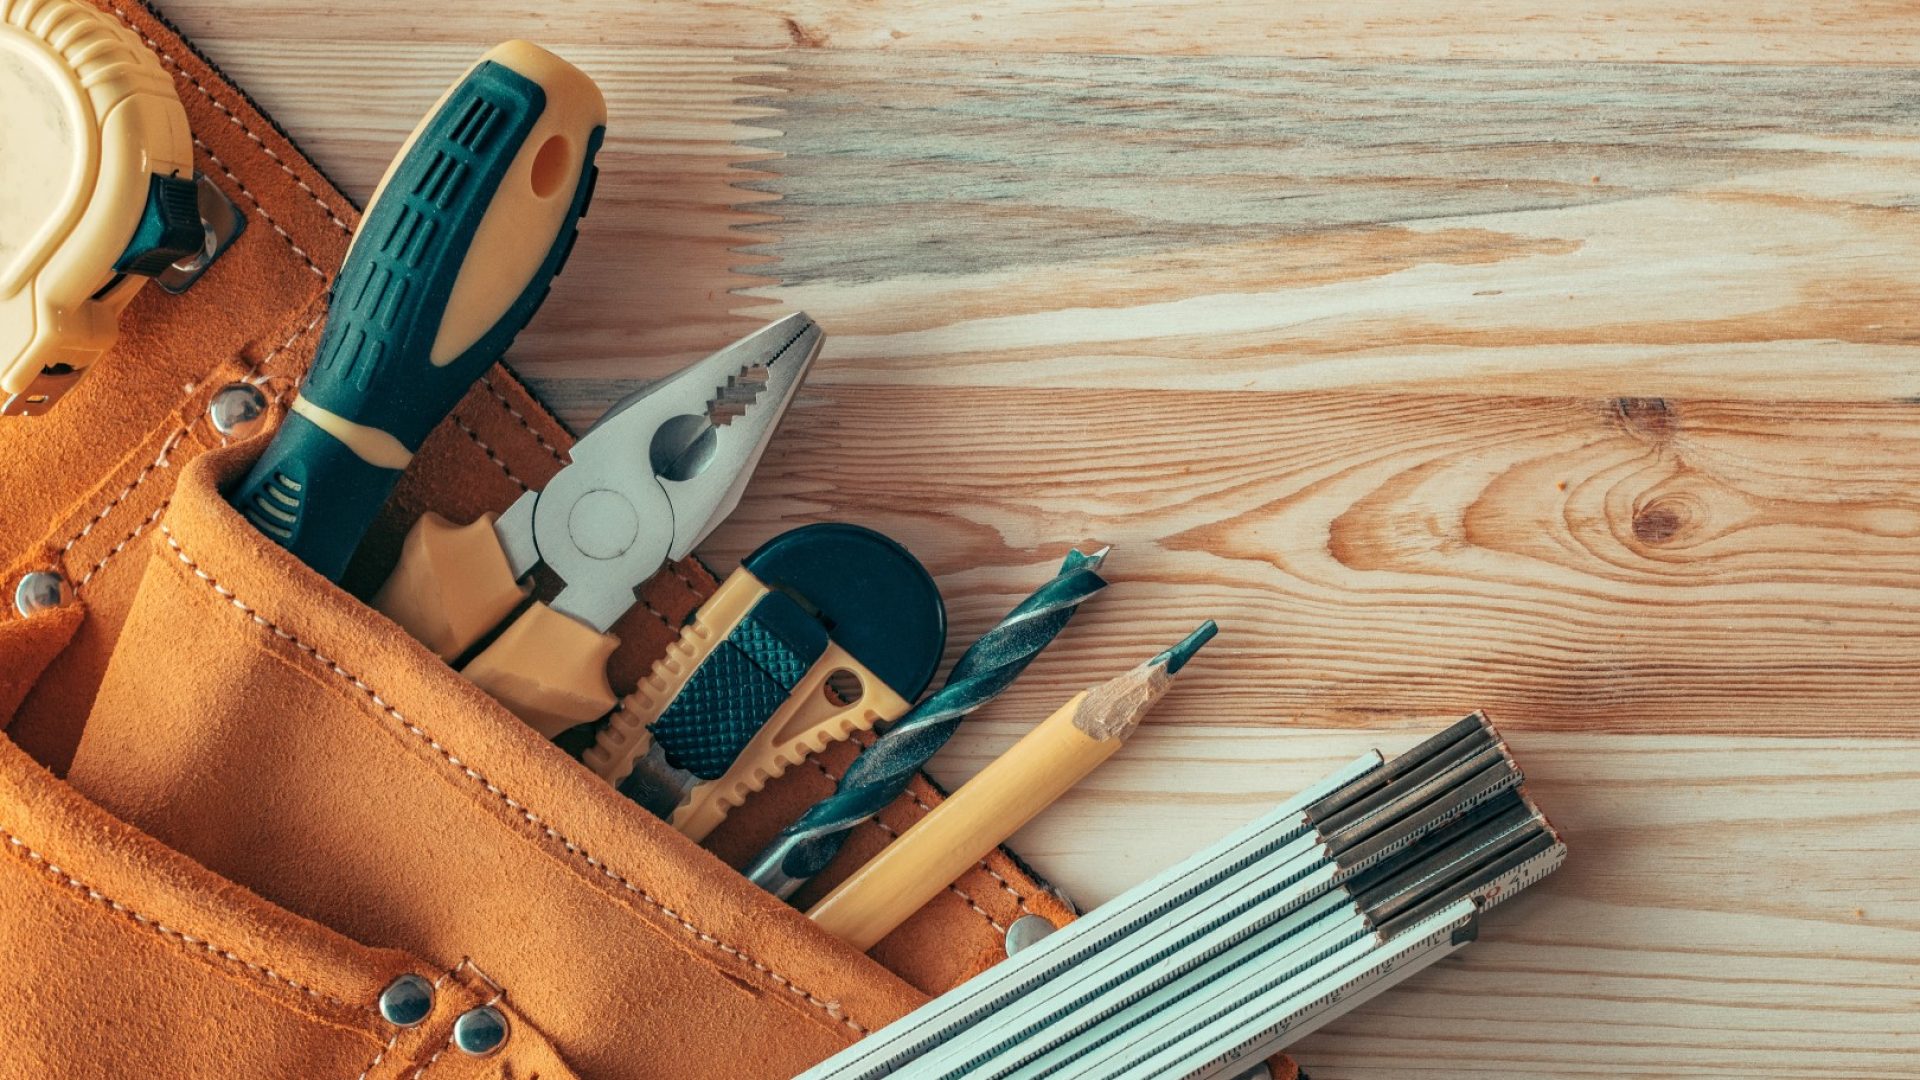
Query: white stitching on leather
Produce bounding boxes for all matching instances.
[188,133,329,281]
[447,413,531,493]
[478,375,567,468]
[160,526,871,1037]
[405,1039,452,1079]
[75,502,168,587]
[104,4,355,240]
[0,828,362,1012]
[49,306,325,596]
[354,1030,402,1080]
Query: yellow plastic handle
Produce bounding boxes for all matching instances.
[586,567,913,840]
[671,643,911,842]
[232,41,607,579]
[588,568,771,784]
[372,512,531,661]
[355,40,608,369]
[2,0,192,406]
[462,601,619,738]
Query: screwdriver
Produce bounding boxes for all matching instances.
[230,41,606,580]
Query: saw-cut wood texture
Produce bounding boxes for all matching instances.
[171,4,1920,1076]
[745,53,1920,405]
[713,390,1920,738]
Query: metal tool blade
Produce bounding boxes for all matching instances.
[488,313,821,630]
[652,312,821,560]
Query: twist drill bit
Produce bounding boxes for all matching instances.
[745,547,1112,899]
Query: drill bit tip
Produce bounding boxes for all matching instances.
[1153,620,1218,675]
[1064,545,1113,573]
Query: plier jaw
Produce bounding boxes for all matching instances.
[492,312,822,632]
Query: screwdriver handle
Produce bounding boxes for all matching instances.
[232,41,606,580]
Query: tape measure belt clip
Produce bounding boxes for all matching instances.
[2,0,244,416]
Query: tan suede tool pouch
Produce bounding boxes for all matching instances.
[0,3,1301,1077]
[64,444,926,1077]
[0,2,1091,1076]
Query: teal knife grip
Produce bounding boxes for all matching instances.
[643,592,830,780]
[230,60,603,581]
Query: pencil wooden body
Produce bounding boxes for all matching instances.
[810,690,1112,950]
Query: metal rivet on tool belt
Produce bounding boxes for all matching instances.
[1003,913,1057,957]
[452,1005,509,1056]
[376,973,435,1027]
[13,570,71,617]
[207,382,268,439]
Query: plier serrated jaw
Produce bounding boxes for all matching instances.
[492,312,823,632]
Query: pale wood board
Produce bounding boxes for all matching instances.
[173,6,1920,1077]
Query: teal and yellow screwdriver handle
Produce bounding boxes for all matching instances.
[231,41,605,580]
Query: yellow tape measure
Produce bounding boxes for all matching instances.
[0,0,202,416]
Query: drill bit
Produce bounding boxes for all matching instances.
[745,547,1112,899]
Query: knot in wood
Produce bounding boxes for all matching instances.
[1631,496,1695,546]
[1614,397,1677,442]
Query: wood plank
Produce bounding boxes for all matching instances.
[187,40,786,379]
[163,1,1920,63]
[744,52,1920,404]
[182,45,1920,410]
[701,387,1920,737]
[934,723,1920,1078]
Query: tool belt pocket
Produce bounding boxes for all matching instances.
[51,437,968,1077]
[0,5,1080,1076]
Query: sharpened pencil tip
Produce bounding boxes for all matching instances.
[1154,620,1218,675]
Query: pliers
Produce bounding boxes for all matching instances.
[373,312,822,733]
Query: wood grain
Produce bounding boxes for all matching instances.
[168,8,1920,1077]
[746,53,1920,406]
[188,44,1920,415]
[166,1,1920,63]
[702,389,1920,737]
[190,41,788,366]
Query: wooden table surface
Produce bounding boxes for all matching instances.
[166,3,1920,1076]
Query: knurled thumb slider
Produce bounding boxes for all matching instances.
[585,523,949,839]
[586,565,914,841]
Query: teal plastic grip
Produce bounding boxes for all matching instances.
[231,60,602,581]
[640,591,831,782]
